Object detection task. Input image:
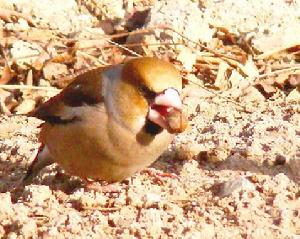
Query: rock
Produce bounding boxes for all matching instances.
[143,192,161,207]
[175,143,202,161]
[289,155,300,181]
[11,0,96,34]
[214,176,255,197]
[205,148,230,162]
[286,88,300,102]
[0,225,5,238]
[10,40,42,69]
[6,232,18,239]
[274,154,286,165]
[18,219,37,238]
[127,0,214,52]
[65,211,83,234]
[79,0,125,20]
[69,190,107,209]
[205,0,300,53]
[43,62,69,82]
[139,208,163,238]
[109,207,136,228]
[23,185,52,205]
[242,86,265,102]
[0,193,14,218]
[177,47,197,71]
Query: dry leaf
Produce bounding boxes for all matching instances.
[243,58,259,78]
[229,70,245,88]
[274,73,289,88]
[214,61,230,90]
[255,82,277,98]
[0,123,19,138]
[17,28,58,42]
[0,61,15,84]
[31,52,50,71]
[0,88,13,115]
[287,45,300,53]
[195,65,216,84]
[286,87,300,102]
[222,45,247,64]
[287,74,300,87]
[26,70,33,85]
[228,70,248,98]
[255,76,279,98]
[0,8,35,26]
[51,51,76,65]
[207,38,223,50]
[43,62,68,82]
[255,73,300,98]
[242,86,265,102]
[10,40,42,69]
[183,84,214,99]
[108,47,124,65]
[216,27,237,45]
[177,47,196,71]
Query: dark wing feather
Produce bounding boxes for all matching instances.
[30,67,106,123]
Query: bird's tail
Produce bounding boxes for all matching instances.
[22,144,54,185]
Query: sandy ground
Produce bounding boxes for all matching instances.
[0,90,299,238]
[0,0,299,238]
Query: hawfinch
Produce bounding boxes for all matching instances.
[23,57,187,184]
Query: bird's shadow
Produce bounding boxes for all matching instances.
[152,147,299,185]
[0,156,85,202]
[1,146,298,203]
[213,148,298,184]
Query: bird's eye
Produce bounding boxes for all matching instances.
[139,85,156,100]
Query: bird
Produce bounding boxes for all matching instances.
[22,57,188,185]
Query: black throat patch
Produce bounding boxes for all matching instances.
[136,119,163,146]
[144,119,163,135]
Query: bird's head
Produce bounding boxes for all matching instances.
[106,57,187,134]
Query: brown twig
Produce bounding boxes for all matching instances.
[77,50,110,66]
[0,43,16,84]
[255,65,300,80]
[79,41,185,50]
[159,26,239,61]
[0,84,60,92]
[102,38,142,57]
[0,8,35,26]
[256,43,300,60]
[184,76,253,113]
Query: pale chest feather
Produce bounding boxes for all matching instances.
[41,101,173,181]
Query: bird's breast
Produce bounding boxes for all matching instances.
[43,104,173,181]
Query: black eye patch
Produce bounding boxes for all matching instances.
[139,85,156,101]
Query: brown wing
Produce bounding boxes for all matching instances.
[31,67,106,124]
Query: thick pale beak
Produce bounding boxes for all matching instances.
[148,88,187,134]
[153,88,182,111]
